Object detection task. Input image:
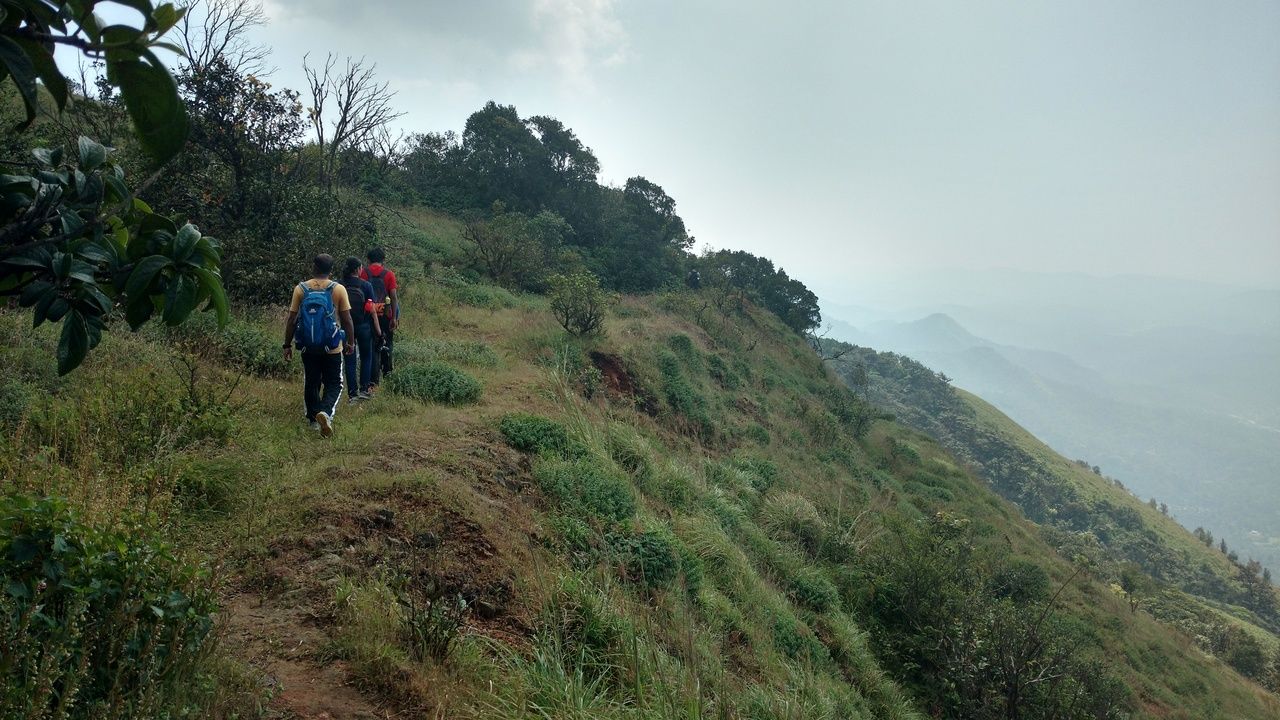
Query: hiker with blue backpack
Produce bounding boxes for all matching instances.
[282,254,356,438]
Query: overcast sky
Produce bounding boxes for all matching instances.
[106,1,1280,294]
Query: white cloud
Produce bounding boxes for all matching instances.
[522,0,628,90]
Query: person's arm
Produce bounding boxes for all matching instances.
[388,288,399,330]
[282,311,298,361]
[370,306,383,337]
[283,284,302,361]
[340,309,356,355]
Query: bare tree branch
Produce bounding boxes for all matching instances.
[303,54,404,190]
[179,0,271,77]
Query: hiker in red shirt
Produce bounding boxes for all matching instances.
[359,247,399,386]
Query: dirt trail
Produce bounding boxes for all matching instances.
[224,593,387,719]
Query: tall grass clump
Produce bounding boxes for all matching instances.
[396,336,499,368]
[387,362,482,405]
[534,456,636,523]
[500,413,582,458]
[0,496,217,719]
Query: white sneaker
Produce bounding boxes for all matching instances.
[316,412,333,438]
[310,421,321,431]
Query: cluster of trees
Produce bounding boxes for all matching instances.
[3,0,825,350]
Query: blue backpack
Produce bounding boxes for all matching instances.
[294,281,344,351]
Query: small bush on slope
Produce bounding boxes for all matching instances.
[534,456,636,523]
[0,496,216,719]
[501,413,583,458]
[387,362,482,405]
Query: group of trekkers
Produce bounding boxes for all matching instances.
[282,248,399,438]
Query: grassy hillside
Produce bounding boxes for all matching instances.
[827,342,1280,692]
[2,212,1278,719]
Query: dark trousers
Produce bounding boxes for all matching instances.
[370,315,393,385]
[344,322,375,397]
[302,350,344,420]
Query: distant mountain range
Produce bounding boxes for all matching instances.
[823,278,1280,573]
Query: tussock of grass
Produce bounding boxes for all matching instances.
[534,456,636,523]
[387,362,482,405]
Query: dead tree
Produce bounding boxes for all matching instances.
[303,53,404,190]
[178,0,270,76]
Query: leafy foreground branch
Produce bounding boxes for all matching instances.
[0,1,229,374]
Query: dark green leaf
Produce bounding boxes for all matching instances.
[2,246,53,271]
[77,136,108,170]
[0,35,38,126]
[172,223,199,262]
[46,297,70,323]
[104,174,129,202]
[67,258,96,284]
[125,295,154,330]
[33,290,56,327]
[151,4,185,36]
[59,207,86,236]
[19,280,53,307]
[12,37,67,112]
[194,267,229,326]
[162,273,197,325]
[57,310,90,375]
[107,50,188,161]
[123,254,170,301]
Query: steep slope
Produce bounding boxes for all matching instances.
[2,212,1278,718]
[826,341,1280,689]
[826,311,1280,574]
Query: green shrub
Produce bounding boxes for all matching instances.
[396,336,499,368]
[609,529,680,588]
[761,492,827,556]
[167,313,291,377]
[548,514,597,558]
[990,559,1051,603]
[437,269,518,309]
[732,455,779,493]
[666,333,700,368]
[541,574,631,684]
[548,271,609,335]
[0,377,36,430]
[789,567,840,612]
[770,610,827,662]
[387,362,482,405]
[533,456,636,523]
[606,425,652,479]
[501,413,579,457]
[745,423,771,446]
[0,496,216,719]
[707,353,742,389]
[658,349,713,437]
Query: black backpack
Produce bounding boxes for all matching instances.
[367,265,388,312]
[342,278,367,324]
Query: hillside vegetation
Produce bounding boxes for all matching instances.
[827,342,1280,690]
[1,4,1278,717]
[2,210,1279,718]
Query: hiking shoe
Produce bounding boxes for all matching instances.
[358,389,373,400]
[316,412,333,438]
[309,421,321,432]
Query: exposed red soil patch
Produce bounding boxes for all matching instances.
[591,351,658,415]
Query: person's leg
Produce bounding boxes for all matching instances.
[344,340,359,401]
[319,352,344,420]
[356,323,374,392]
[381,315,394,376]
[302,352,322,421]
[369,317,384,387]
